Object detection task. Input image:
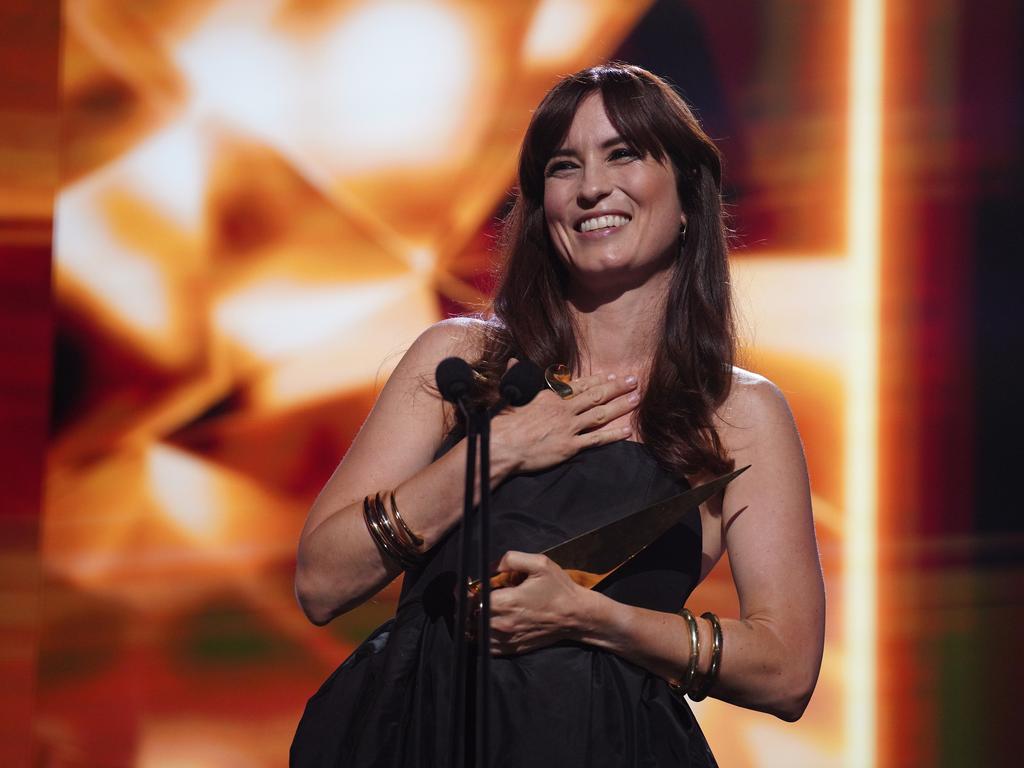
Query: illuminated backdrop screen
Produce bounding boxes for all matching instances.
[39,0,884,765]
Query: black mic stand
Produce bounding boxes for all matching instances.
[450,398,475,768]
[438,355,488,768]
[475,409,493,768]
[440,358,546,768]
[451,402,494,768]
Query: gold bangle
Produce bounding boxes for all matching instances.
[363,495,396,561]
[375,492,420,568]
[669,607,700,694]
[689,612,723,702]
[363,495,401,563]
[363,494,419,569]
[388,489,424,548]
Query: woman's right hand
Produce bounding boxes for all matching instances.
[490,370,640,479]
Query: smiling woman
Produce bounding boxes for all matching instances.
[542,93,685,294]
[292,63,824,767]
[478,64,736,479]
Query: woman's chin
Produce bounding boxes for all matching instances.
[568,256,672,292]
[569,254,634,278]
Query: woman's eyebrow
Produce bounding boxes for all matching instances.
[548,135,628,160]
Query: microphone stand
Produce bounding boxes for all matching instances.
[451,404,493,768]
[450,401,476,768]
[475,411,492,768]
[445,358,544,768]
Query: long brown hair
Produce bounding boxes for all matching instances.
[472,62,735,477]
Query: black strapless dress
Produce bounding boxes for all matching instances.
[291,440,718,767]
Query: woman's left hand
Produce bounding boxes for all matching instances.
[488,550,590,656]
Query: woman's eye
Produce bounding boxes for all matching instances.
[545,160,576,176]
[609,147,640,161]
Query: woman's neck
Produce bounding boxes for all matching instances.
[567,268,671,377]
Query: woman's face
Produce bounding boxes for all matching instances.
[542,92,685,293]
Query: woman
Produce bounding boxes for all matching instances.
[291,63,825,767]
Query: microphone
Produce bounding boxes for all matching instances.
[436,357,474,404]
[499,359,546,407]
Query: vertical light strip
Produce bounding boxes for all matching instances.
[846,0,883,766]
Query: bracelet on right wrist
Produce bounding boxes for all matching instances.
[362,489,425,570]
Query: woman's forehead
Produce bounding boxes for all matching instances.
[558,93,619,148]
[550,89,669,166]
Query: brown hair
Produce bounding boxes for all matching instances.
[472,62,735,477]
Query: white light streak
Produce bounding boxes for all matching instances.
[730,256,847,366]
[146,444,225,542]
[119,119,211,234]
[845,0,884,765]
[173,0,296,147]
[252,279,439,407]
[522,0,595,66]
[214,277,415,361]
[312,1,475,171]
[55,183,171,335]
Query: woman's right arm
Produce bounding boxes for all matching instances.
[295,319,641,625]
[294,319,482,625]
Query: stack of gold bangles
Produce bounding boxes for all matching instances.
[669,608,723,701]
[362,490,425,570]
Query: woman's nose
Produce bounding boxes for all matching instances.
[576,164,612,207]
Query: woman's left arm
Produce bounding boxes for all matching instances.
[489,375,826,721]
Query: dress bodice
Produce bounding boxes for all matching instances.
[399,440,702,618]
[291,439,717,767]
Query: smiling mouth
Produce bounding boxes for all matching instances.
[577,214,631,233]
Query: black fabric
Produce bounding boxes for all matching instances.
[291,440,717,767]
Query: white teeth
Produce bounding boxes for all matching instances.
[579,214,630,233]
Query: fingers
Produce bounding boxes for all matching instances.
[569,372,639,415]
[569,371,621,398]
[576,422,634,449]
[576,388,641,432]
[496,550,549,575]
[495,368,641,475]
[487,552,574,656]
[544,370,640,446]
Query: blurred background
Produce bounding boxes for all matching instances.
[1,0,1021,765]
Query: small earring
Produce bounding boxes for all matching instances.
[680,222,688,242]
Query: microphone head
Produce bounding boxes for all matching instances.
[499,359,547,407]
[436,356,474,404]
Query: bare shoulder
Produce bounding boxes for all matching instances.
[409,315,489,358]
[713,367,799,454]
[420,315,491,349]
[393,316,491,377]
[709,368,811,546]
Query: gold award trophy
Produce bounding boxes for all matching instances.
[465,465,750,633]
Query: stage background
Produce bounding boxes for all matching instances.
[1,0,1021,766]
